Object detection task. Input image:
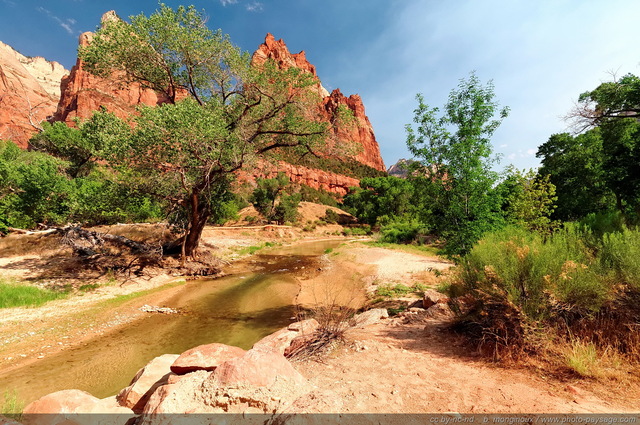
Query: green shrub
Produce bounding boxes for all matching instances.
[600,227,640,290]
[379,221,427,244]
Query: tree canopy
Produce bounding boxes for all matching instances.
[405,72,509,255]
[74,4,337,257]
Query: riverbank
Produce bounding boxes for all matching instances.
[2,223,639,414]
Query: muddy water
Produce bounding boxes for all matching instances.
[0,239,343,406]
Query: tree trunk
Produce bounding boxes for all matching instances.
[163,194,210,258]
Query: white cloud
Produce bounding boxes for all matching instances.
[526,148,536,156]
[36,6,76,35]
[246,2,264,12]
[220,0,238,6]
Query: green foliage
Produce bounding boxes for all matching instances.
[0,280,70,308]
[272,149,387,180]
[537,129,615,221]
[379,220,427,244]
[0,141,73,229]
[343,176,416,226]
[342,225,371,236]
[251,173,300,224]
[578,73,640,122]
[322,208,340,224]
[375,283,425,298]
[297,185,339,207]
[78,4,333,255]
[455,226,615,319]
[498,167,558,233]
[406,72,509,256]
[600,227,640,290]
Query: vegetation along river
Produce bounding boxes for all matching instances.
[0,239,343,406]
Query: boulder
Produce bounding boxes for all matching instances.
[352,308,389,328]
[424,303,454,319]
[170,343,245,375]
[142,370,209,415]
[213,349,306,388]
[116,353,179,412]
[22,390,99,425]
[252,319,320,355]
[423,289,450,309]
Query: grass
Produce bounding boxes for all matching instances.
[236,241,280,256]
[0,389,24,418]
[564,340,600,378]
[324,248,333,254]
[0,279,70,308]
[375,282,428,298]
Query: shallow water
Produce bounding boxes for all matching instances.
[0,239,343,406]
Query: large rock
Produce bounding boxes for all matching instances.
[423,289,450,309]
[252,319,320,355]
[22,390,99,417]
[116,353,179,412]
[213,349,306,388]
[0,41,68,147]
[352,308,389,328]
[170,343,245,375]
[142,370,209,415]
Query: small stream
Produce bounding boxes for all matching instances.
[0,239,342,406]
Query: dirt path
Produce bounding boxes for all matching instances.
[296,317,635,413]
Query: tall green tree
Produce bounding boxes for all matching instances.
[342,176,415,226]
[78,4,337,257]
[406,72,509,255]
[536,129,615,221]
[567,73,640,215]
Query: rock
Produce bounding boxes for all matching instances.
[352,308,389,327]
[53,20,179,127]
[253,319,320,355]
[139,304,180,314]
[141,370,209,415]
[251,33,385,173]
[21,390,98,425]
[287,318,320,333]
[116,353,179,412]
[424,303,454,319]
[170,343,245,374]
[213,348,307,388]
[423,289,450,309]
[0,41,68,147]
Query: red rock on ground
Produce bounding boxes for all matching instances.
[213,348,307,388]
[170,343,245,375]
[116,353,179,412]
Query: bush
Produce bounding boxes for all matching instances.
[451,225,640,361]
[379,220,427,244]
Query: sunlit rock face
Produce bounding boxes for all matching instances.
[0,41,68,147]
[252,33,386,173]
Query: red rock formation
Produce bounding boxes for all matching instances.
[53,31,173,125]
[0,41,68,147]
[252,34,386,172]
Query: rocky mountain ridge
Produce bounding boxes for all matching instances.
[0,15,386,193]
[0,41,68,147]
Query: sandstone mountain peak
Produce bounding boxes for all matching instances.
[252,33,385,172]
[101,10,120,25]
[0,40,68,146]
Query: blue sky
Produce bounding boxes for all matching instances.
[2,0,639,171]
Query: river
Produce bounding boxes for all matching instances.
[0,239,342,406]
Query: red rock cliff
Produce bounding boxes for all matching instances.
[251,34,386,172]
[53,31,173,125]
[0,41,68,147]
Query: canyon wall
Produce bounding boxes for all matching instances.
[0,21,386,194]
[252,34,386,172]
[0,41,68,147]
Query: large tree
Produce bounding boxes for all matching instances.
[77,4,339,257]
[564,73,640,215]
[405,72,509,255]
